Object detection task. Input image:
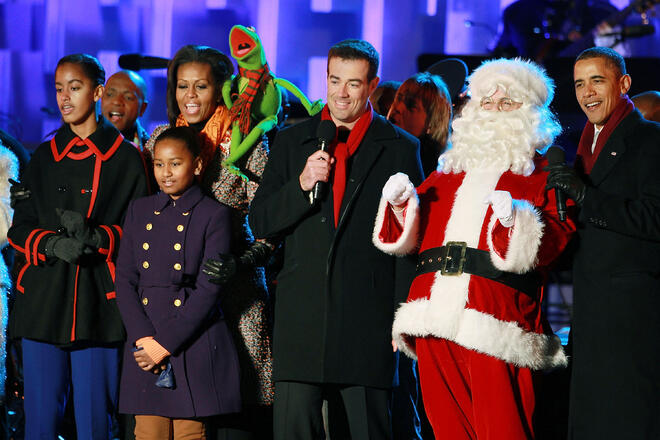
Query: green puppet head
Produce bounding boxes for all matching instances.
[229,25,267,70]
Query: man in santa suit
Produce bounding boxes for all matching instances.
[373,58,575,439]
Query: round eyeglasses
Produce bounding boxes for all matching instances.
[480,96,522,112]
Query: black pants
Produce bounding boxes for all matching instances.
[273,381,391,440]
[207,406,274,440]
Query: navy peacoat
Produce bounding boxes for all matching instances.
[115,185,241,418]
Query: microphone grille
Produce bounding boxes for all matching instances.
[546,145,566,165]
[317,120,337,143]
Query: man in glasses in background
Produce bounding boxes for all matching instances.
[373,58,575,439]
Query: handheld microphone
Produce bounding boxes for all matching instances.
[546,145,567,222]
[118,54,170,71]
[311,120,337,205]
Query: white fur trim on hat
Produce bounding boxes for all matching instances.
[487,199,544,274]
[468,58,555,107]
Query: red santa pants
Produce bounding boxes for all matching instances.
[415,337,535,440]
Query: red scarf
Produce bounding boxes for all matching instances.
[228,63,272,135]
[576,96,634,174]
[321,103,373,226]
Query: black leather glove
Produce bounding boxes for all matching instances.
[203,253,238,286]
[56,208,102,248]
[44,235,87,264]
[9,178,31,208]
[203,241,272,285]
[545,164,586,206]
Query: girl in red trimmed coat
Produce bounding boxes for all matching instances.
[373,59,575,439]
[8,54,149,439]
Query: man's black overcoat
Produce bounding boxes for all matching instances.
[250,112,423,389]
[568,110,660,439]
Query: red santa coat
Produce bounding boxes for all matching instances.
[374,155,574,370]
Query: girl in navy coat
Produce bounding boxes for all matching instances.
[116,126,240,439]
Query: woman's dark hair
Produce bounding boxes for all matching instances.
[166,45,234,125]
[154,126,202,158]
[56,53,105,87]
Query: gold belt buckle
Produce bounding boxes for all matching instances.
[440,241,467,276]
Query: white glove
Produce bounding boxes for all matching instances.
[485,190,514,228]
[382,173,415,207]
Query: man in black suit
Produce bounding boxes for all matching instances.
[249,39,423,439]
[546,46,660,439]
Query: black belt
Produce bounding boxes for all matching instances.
[416,243,541,298]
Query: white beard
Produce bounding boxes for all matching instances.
[440,99,560,176]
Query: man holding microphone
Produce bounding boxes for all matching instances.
[249,39,423,439]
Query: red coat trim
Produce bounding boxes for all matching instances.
[51,133,124,162]
[89,135,123,161]
[86,157,103,219]
[32,230,51,265]
[71,265,81,341]
[15,263,28,293]
[7,237,24,255]
[113,224,123,238]
[50,137,79,162]
[99,224,116,284]
[22,228,41,262]
[66,146,94,160]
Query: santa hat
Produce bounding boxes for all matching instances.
[468,58,554,107]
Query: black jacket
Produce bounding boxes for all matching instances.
[568,110,660,439]
[249,112,423,388]
[8,118,149,346]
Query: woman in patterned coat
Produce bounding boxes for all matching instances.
[144,45,273,438]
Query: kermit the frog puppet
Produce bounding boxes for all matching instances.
[222,25,324,180]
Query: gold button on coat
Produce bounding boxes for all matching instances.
[174,243,182,251]
[146,223,153,231]
[173,263,182,271]
[142,242,149,250]
[174,299,182,307]
[142,261,149,269]
[142,298,148,305]
[154,211,160,215]
[176,225,184,232]
[182,211,190,216]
